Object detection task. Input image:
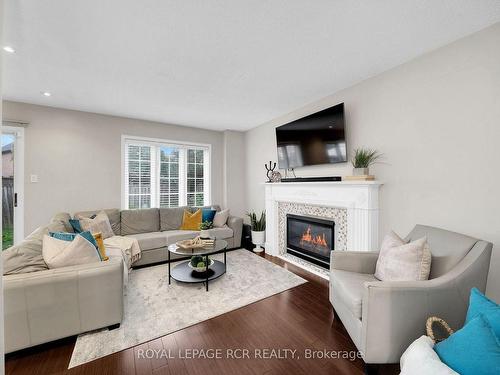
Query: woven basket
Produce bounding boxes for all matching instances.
[426,316,454,343]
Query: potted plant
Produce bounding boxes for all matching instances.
[199,220,213,239]
[247,211,266,253]
[351,148,382,175]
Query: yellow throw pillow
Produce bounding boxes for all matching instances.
[180,209,202,230]
[92,232,109,261]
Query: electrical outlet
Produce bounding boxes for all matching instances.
[30,174,38,183]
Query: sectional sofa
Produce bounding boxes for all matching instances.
[2,205,243,353]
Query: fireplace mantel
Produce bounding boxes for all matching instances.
[264,181,383,258]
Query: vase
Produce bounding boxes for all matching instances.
[251,230,265,253]
[353,167,369,175]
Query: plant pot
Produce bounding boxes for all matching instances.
[353,167,369,176]
[251,230,265,253]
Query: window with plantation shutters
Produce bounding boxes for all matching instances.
[123,137,210,210]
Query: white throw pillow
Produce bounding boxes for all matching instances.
[42,234,101,269]
[375,231,432,281]
[78,211,114,239]
[213,209,229,227]
[400,335,458,375]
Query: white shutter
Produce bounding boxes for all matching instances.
[125,143,154,209]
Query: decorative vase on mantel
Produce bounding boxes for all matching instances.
[353,167,369,176]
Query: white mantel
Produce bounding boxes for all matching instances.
[264,181,383,258]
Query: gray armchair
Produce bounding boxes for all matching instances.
[329,224,493,364]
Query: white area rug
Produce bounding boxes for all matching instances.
[69,249,306,368]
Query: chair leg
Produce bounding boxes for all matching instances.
[364,364,379,375]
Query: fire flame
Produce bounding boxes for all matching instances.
[300,226,328,248]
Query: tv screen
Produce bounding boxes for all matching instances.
[276,103,347,169]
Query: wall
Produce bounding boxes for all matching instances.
[1,102,227,235]
[245,22,500,301]
[0,0,5,370]
[222,130,246,218]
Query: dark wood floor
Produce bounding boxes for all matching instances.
[5,252,399,375]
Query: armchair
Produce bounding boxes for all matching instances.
[329,224,493,364]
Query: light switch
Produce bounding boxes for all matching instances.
[30,174,38,183]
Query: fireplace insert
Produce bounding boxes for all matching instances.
[286,214,335,268]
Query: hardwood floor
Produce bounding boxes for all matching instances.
[5,252,399,375]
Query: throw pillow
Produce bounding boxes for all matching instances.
[78,211,114,239]
[42,234,101,268]
[375,232,431,281]
[465,287,500,339]
[69,219,83,233]
[434,314,500,375]
[213,209,230,227]
[49,231,108,261]
[202,209,217,224]
[180,209,202,230]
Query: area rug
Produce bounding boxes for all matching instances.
[68,249,306,368]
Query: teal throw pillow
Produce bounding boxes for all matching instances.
[434,314,500,375]
[202,209,217,224]
[466,287,500,339]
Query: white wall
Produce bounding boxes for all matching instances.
[245,22,500,301]
[222,130,246,218]
[2,102,228,235]
[0,0,5,371]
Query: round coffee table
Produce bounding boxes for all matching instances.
[167,239,228,291]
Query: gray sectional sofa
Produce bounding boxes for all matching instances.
[74,205,243,267]
[2,205,243,353]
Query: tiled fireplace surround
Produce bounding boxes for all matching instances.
[264,181,383,278]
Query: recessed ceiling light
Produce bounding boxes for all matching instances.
[3,46,15,53]
[41,91,51,97]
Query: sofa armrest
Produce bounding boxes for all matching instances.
[3,259,124,353]
[331,251,379,274]
[227,215,243,248]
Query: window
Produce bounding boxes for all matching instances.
[123,137,210,209]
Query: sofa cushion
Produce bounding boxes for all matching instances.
[74,208,121,235]
[125,232,168,251]
[50,212,74,233]
[121,208,160,235]
[180,209,202,230]
[160,206,187,231]
[206,226,234,240]
[330,269,377,319]
[2,221,66,275]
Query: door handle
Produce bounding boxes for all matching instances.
[14,193,18,208]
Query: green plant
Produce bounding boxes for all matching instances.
[247,211,266,231]
[190,255,207,267]
[351,148,382,168]
[199,220,213,230]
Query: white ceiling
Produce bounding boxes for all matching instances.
[3,1,500,131]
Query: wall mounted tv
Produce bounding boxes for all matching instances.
[276,102,347,169]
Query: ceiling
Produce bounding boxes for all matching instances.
[3,1,500,131]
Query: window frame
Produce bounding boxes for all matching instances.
[121,135,211,210]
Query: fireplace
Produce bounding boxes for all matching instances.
[286,214,335,268]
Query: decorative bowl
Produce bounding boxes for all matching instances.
[176,239,206,250]
[188,258,214,273]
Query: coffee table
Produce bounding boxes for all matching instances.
[167,239,228,291]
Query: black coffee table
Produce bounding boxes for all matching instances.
[167,239,228,291]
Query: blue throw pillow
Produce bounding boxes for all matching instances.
[69,219,83,233]
[49,231,102,260]
[466,287,500,339]
[202,209,216,224]
[434,314,500,375]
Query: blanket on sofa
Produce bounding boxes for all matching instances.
[104,236,141,266]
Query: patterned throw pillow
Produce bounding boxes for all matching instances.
[375,230,432,281]
[42,234,101,268]
[78,211,114,239]
[180,209,202,230]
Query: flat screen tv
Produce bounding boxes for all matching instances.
[276,103,347,169]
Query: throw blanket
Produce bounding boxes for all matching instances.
[104,236,142,266]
